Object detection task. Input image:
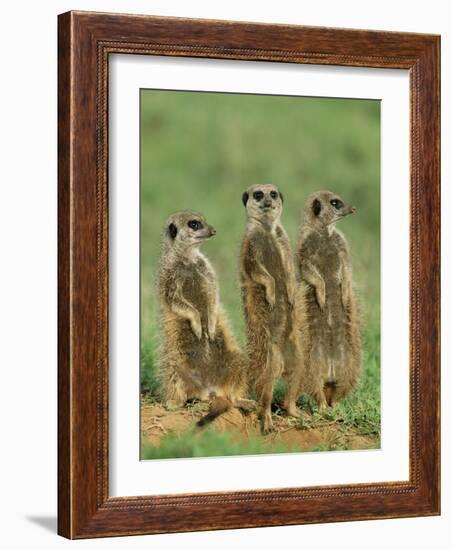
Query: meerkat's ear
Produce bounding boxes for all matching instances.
[168,223,178,240]
[242,192,249,206]
[312,198,322,217]
[279,191,284,203]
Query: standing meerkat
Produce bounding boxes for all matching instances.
[158,210,254,425]
[295,191,361,409]
[240,184,303,433]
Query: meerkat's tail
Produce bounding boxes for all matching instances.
[197,396,232,427]
[324,377,337,407]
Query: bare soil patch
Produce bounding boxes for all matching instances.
[141,401,379,453]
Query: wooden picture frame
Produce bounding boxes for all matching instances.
[58,10,440,539]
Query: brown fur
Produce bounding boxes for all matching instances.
[158,210,254,425]
[240,184,303,433]
[295,191,361,409]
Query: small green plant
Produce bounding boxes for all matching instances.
[141,341,160,398]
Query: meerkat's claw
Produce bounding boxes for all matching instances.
[287,287,296,309]
[207,321,217,341]
[191,321,203,340]
[317,291,326,311]
[341,291,351,311]
[266,292,275,310]
[262,422,276,435]
[261,411,275,434]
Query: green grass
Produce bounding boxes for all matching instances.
[140,90,381,457]
[141,429,290,460]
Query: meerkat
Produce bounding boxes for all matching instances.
[295,191,361,409]
[158,210,254,426]
[240,184,303,433]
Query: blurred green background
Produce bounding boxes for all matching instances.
[140,90,380,455]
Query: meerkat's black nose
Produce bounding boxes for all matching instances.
[264,200,272,207]
[351,206,356,213]
[210,227,216,235]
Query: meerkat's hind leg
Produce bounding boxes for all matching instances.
[255,377,275,433]
[219,352,256,414]
[255,343,279,434]
[282,336,303,418]
[282,380,302,418]
[164,370,188,410]
[284,400,302,418]
[259,389,275,434]
[313,386,329,412]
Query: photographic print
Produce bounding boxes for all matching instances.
[140,89,381,459]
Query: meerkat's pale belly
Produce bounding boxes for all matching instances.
[311,253,349,364]
[243,232,292,338]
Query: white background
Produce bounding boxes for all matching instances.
[0,1,449,548]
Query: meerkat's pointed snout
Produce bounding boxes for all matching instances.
[209,226,217,236]
[342,204,356,217]
[304,191,356,225]
[242,183,284,227]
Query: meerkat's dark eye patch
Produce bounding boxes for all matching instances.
[270,191,278,199]
[253,191,264,201]
[242,192,249,206]
[187,220,203,231]
[168,223,178,240]
[330,199,344,209]
[312,198,322,217]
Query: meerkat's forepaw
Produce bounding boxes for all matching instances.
[207,319,217,341]
[316,289,326,311]
[341,289,351,310]
[266,291,276,310]
[191,319,203,340]
[287,286,296,309]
